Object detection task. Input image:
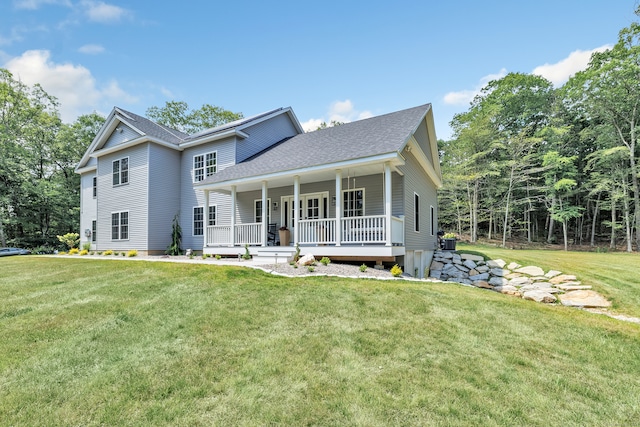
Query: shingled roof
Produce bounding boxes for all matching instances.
[198,103,432,185]
[116,107,189,145]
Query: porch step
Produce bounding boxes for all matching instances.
[254,247,297,264]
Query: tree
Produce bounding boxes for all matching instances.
[565,12,640,250]
[146,101,243,134]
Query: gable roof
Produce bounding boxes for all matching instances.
[197,103,433,186]
[115,108,189,145]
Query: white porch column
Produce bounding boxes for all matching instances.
[335,170,342,246]
[385,162,392,247]
[293,175,300,245]
[204,189,210,247]
[230,185,236,246]
[261,180,268,247]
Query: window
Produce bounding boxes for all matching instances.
[92,177,97,198]
[92,220,97,242]
[111,211,129,240]
[254,199,271,223]
[430,205,435,236]
[193,206,216,236]
[414,193,420,233]
[112,158,129,186]
[193,152,217,182]
[343,189,364,217]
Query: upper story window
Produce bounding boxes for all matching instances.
[92,177,97,198]
[193,152,217,182]
[112,157,129,186]
[343,188,364,217]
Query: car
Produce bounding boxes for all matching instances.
[0,247,31,257]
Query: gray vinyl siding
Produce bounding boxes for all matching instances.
[398,150,438,251]
[96,143,149,251]
[236,114,300,163]
[102,123,140,150]
[413,118,434,164]
[180,137,236,250]
[147,144,181,251]
[79,172,97,248]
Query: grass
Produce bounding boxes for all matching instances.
[456,242,640,318]
[1,256,639,426]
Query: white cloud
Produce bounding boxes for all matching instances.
[81,0,129,23]
[78,44,105,54]
[302,99,373,132]
[4,50,137,122]
[443,68,508,106]
[160,86,174,98]
[532,45,611,86]
[13,0,71,9]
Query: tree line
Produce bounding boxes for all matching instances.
[0,68,241,251]
[438,9,640,252]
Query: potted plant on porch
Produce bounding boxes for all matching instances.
[278,226,290,246]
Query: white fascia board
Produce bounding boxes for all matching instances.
[408,136,443,189]
[195,152,404,191]
[75,108,120,171]
[236,107,304,135]
[179,129,245,149]
[90,136,180,158]
[75,165,97,175]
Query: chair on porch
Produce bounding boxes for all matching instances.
[267,223,277,246]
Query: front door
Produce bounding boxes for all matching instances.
[281,193,328,243]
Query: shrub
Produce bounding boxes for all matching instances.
[215,254,221,260]
[121,252,125,256]
[103,250,113,256]
[293,243,300,262]
[242,244,251,260]
[97,251,102,255]
[391,264,403,277]
[307,266,315,272]
[360,263,367,272]
[82,242,92,252]
[293,264,298,269]
[58,251,67,255]
[127,249,138,257]
[165,213,182,255]
[57,233,80,250]
[80,249,89,256]
[69,248,80,255]
[113,251,119,256]
[320,256,331,266]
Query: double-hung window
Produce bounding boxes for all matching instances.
[254,199,271,223]
[92,220,97,242]
[112,158,129,186]
[193,152,217,182]
[414,193,420,233]
[342,189,364,217]
[111,211,129,240]
[193,206,216,236]
[92,177,97,198]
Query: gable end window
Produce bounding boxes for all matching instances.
[111,211,129,240]
[194,152,217,182]
[112,157,129,186]
[92,176,97,198]
[194,206,217,236]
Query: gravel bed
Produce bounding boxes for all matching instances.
[259,262,399,279]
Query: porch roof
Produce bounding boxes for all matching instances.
[195,103,432,191]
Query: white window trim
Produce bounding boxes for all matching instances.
[342,187,365,217]
[254,198,272,223]
[112,157,129,187]
[111,211,129,241]
[193,151,217,183]
[193,205,217,236]
[414,192,420,233]
[430,205,435,236]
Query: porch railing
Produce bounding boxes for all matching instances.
[206,216,404,246]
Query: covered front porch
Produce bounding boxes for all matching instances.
[199,159,406,260]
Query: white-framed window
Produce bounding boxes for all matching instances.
[193,151,217,182]
[430,205,435,236]
[414,193,420,233]
[254,198,271,223]
[111,211,129,240]
[92,220,97,242]
[92,176,97,198]
[342,188,364,217]
[112,157,129,186]
[193,206,217,236]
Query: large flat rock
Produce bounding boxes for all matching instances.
[514,266,545,276]
[559,290,611,308]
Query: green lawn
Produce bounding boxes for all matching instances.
[1,256,639,426]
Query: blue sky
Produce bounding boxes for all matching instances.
[1,1,636,139]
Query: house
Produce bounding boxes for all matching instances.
[76,103,442,277]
